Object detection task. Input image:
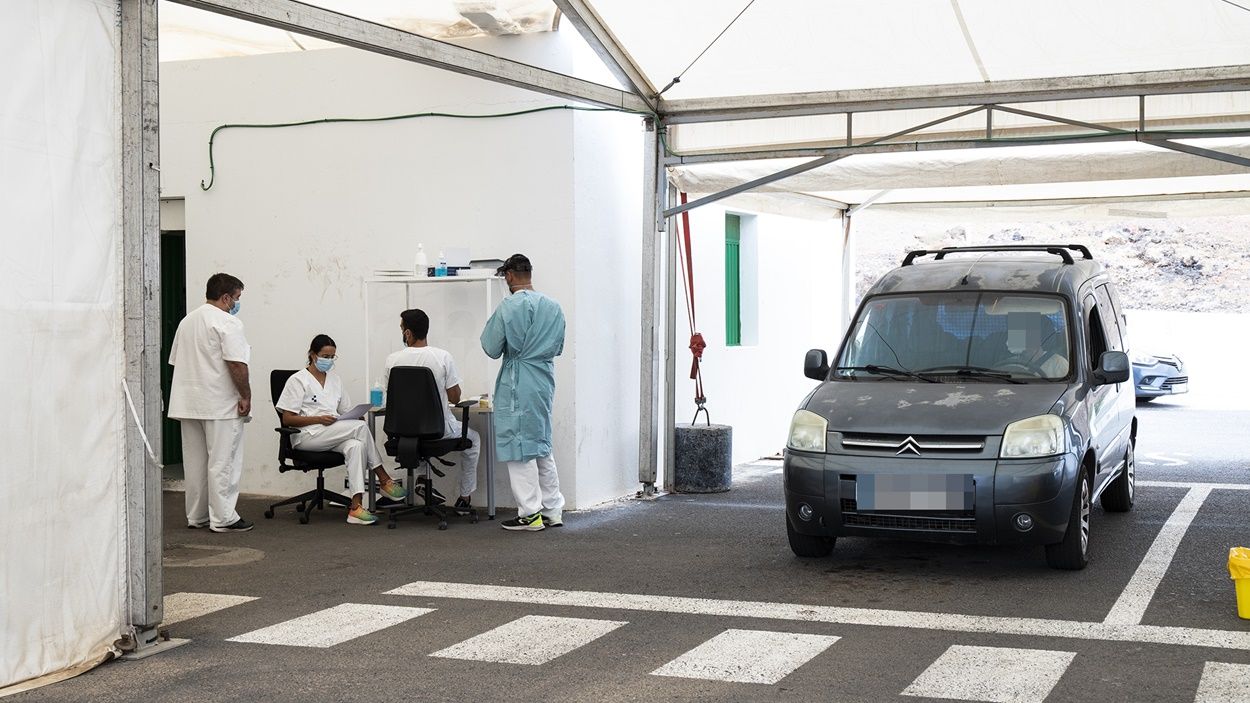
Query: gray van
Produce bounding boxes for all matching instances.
[785,245,1136,570]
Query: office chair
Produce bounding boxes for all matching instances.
[382,366,479,530]
[263,369,352,524]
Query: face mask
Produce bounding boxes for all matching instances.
[314,357,334,373]
[229,299,241,315]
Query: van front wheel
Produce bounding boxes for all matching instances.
[1046,471,1091,570]
[787,514,834,558]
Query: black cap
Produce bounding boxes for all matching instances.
[496,253,533,276]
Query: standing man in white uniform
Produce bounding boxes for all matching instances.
[168,273,254,532]
[383,309,481,509]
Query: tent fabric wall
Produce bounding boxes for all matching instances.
[0,0,125,688]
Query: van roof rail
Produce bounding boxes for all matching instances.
[901,244,1093,267]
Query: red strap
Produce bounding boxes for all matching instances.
[678,193,706,404]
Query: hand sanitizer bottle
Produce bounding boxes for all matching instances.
[414,244,428,277]
[370,380,384,408]
[435,251,447,277]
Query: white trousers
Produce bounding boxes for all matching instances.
[506,453,564,518]
[292,420,383,497]
[445,419,482,498]
[181,418,245,528]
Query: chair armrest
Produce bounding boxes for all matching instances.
[455,402,472,439]
[454,400,476,408]
[275,427,299,435]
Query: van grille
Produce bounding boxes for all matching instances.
[840,497,976,532]
[839,432,985,455]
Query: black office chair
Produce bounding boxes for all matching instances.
[263,369,352,524]
[382,366,478,530]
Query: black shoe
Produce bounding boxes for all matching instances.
[415,484,446,505]
[501,513,545,531]
[454,497,472,509]
[210,518,254,533]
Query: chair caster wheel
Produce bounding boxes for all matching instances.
[264,510,274,519]
[299,515,309,524]
[438,522,448,530]
[388,522,397,530]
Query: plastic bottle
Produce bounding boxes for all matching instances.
[414,243,428,277]
[435,250,447,277]
[370,380,384,408]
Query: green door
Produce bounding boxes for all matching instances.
[160,231,187,466]
[725,214,742,346]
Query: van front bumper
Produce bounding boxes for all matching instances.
[783,449,1079,546]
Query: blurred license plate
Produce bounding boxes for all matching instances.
[1170,383,1187,393]
[856,474,974,511]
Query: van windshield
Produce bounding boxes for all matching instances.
[837,293,1071,382]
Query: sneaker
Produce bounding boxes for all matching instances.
[541,512,563,527]
[187,521,209,529]
[414,483,447,505]
[380,481,408,501]
[501,513,545,531]
[210,518,254,533]
[347,507,379,525]
[454,497,472,509]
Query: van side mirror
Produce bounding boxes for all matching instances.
[1094,350,1130,385]
[804,349,829,381]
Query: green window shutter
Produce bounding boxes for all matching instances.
[725,214,741,346]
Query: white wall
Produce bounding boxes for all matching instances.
[674,202,845,466]
[159,32,641,508]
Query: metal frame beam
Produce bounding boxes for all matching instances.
[552,0,658,111]
[121,0,164,650]
[167,0,651,113]
[659,64,1250,124]
[1140,137,1250,169]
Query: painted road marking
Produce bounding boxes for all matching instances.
[1195,662,1250,703]
[902,645,1076,703]
[651,629,838,684]
[227,603,433,648]
[163,592,258,625]
[431,615,626,665]
[1138,481,1250,491]
[385,581,1250,650]
[1104,486,1213,625]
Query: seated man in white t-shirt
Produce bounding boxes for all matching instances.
[383,309,482,510]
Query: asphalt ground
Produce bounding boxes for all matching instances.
[13,396,1250,703]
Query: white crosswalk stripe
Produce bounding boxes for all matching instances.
[1195,662,1250,703]
[430,615,627,665]
[651,629,839,685]
[163,592,258,625]
[902,645,1076,703]
[227,603,434,648]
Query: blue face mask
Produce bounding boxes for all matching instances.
[229,299,241,315]
[314,357,334,373]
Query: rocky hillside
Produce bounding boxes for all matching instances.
[855,216,1250,312]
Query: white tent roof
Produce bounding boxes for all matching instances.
[158,0,1250,209]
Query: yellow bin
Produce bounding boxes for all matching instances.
[1231,547,1250,620]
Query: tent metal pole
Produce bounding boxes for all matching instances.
[664,183,678,494]
[664,107,985,217]
[660,64,1250,124]
[840,212,855,335]
[637,122,660,491]
[1138,137,1250,169]
[120,0,164,652]
[663,127,1250,166]
[552,0,658,110]
[167,0,650,113]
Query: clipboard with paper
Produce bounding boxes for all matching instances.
[336,403,373,422]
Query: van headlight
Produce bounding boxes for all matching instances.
[1000,414,1066,459]
[788,410,827,452]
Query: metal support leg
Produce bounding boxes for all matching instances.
[663,184,677,493]
[121,0,164,653]
[637,121,660,491]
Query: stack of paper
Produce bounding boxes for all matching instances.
[373,268,418,278]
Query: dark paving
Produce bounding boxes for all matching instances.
[13,400,1250,702]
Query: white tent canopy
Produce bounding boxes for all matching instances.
[157,0,1250,208]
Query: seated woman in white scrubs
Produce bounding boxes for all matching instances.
[276,334,406,525]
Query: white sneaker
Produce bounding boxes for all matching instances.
[542,512,563,527]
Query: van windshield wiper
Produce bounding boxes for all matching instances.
[916,365,1025,384]
[835,365,940,383]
